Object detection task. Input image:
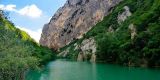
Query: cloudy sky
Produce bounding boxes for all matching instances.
[0,0,66,42]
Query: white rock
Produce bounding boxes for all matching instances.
[118,6,132,24]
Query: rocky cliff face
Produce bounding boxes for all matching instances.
[40,0,122,49]
[58,38,97,62]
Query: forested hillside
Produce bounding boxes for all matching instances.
[0,11,56,80]
[59,0,160,67]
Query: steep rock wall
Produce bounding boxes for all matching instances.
[40,0,122,49]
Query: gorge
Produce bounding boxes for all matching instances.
[0,0,160,80]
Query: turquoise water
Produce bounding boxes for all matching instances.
[26,59,160,80]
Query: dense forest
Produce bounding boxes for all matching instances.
[59,0,160,67]
[0,11,56,80]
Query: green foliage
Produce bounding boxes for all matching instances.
[0,28,38,80]
[32,45,56,65]
[92,0,160,67]
[0,11,56,79]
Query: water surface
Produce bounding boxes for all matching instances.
[26,59,160,80]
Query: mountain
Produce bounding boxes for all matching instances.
[40,0,122,50]
[40,0,160,67]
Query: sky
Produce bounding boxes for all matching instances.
[0,0,67,42]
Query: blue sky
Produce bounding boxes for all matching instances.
[0,0,66,42]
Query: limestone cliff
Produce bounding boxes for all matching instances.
[40,0,122,49]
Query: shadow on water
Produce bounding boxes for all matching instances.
[26,59,160,80]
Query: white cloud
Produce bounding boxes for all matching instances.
[0,4,42,18]
[0,4,16,11]
[17,4,42,18]
[16,26,42,43]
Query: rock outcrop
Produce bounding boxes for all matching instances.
[129,24,137,39]
[40,0,122,49]
[117,6,132,24]
[58,38,97,62]
[77,38,97,62]
[77,52,85,61]
[80,38,96,54]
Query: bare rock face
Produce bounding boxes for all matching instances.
[77,53,85,61]
[80,38,96,54]
[117,6,132,24]
[129,24,137,39]
[76,38,97,62]
[40,0,122,49]
[90,53,96,62]
[58,38,97,62]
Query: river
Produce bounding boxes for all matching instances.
[26,59,160,80]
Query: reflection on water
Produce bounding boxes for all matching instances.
[40,74,48,80]
[26,59,160,80]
